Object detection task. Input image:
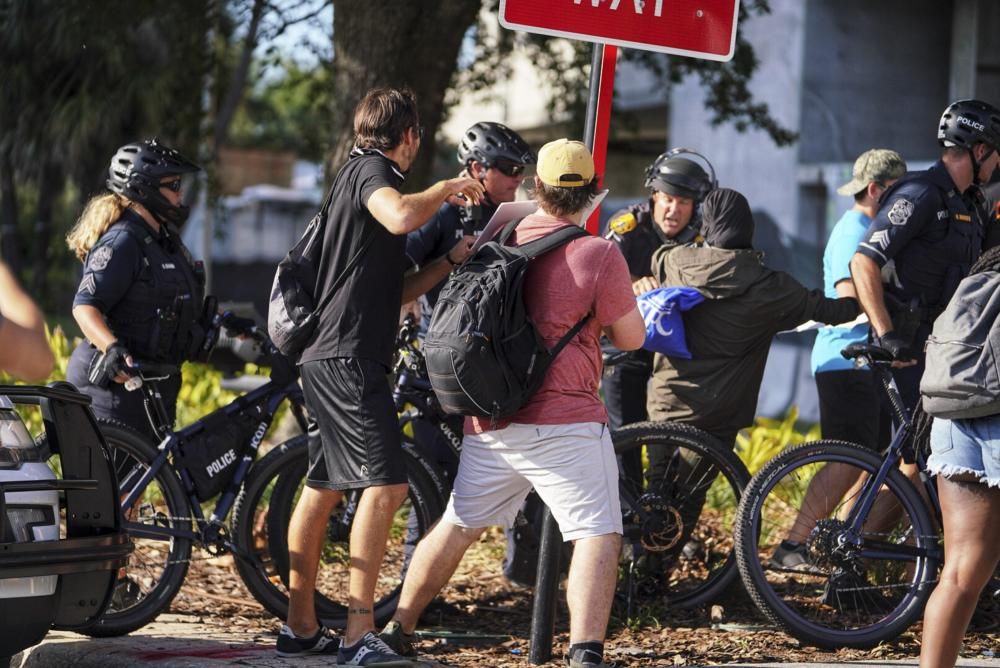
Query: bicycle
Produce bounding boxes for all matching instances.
[228,315,446,628]
[244,318,750,623]
[74,313,441,636]
[734,342,943,649]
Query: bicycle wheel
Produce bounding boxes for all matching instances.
[81,420,193,637]
[735,439,940,649]
[232,435,444,628]
[614,421,750,609]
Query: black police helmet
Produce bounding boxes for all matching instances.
[107,138,201,226]
[644,150,715,202]
[938,99,1000,152]
[457,122,535,169]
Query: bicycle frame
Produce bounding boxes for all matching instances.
[118,368,307,546]
[837,352,943,563]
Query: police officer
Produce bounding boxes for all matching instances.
[66,139,208,439]
[601,148,716,434]
[404,121,535,323]
[851,99,1000,408]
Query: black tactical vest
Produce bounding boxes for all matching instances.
[103,218,206,363]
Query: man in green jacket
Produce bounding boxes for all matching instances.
[647,188,859,448]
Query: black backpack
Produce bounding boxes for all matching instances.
[920,269,1000,419]
[423,218,591,419]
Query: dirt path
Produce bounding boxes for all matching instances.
[169,538,998,667]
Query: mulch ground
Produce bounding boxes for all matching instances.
[168,530,1000,667]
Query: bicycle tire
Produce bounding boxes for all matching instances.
[80,420,193,637]
[614,421,750,609]
[735,439,940,649]
[231,435,444,628]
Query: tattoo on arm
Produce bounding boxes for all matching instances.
[348,607,372,615]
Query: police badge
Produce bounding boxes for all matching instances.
[887,198,914,226]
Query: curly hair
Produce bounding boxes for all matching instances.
[531,178,599,219]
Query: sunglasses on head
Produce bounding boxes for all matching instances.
[160,179,183,192]
[493,159,526,178]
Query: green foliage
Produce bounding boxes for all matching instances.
[734,406,821,476]
[0,326,280,436]
[453,0,797,147]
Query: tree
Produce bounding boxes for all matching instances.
[329,0,795,190]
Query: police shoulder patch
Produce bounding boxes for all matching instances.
[88,245,114,271]
[886,198,914,226]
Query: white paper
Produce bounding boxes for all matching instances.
[470,200,539,251]
[785,313,870,334]
[470,189,611,252]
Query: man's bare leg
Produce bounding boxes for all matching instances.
[343,482,410,646]
[391,520,485,633]
[286,486,344,636]
[567,533,622,644]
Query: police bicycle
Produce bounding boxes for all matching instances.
[75,313,441,636]
[238,317,750,628]
[733,343,956,648]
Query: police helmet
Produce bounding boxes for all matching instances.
[938,99,1000,152]
[644,148,717,202]
[107,139,201,225]
[457,122,535,169]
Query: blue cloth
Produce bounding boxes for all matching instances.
[636,286,704,359]
[927,416,1000,487]
[811,209,870,373]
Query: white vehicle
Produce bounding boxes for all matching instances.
[0,384,132,663]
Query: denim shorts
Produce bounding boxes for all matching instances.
[926,416,1000,488]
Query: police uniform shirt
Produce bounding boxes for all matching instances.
[73,208,177,314]
[603,201,699,278]
[404,198,499,313]
[856,160,987,309]
[299,149,407,369]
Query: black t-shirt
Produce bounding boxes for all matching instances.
[299,149,407,368]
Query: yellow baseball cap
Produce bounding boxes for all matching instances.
[536,139,595,187]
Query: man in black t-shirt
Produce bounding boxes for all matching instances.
[280,87,485,663]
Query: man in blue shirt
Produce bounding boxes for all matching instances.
[771,149,906,569]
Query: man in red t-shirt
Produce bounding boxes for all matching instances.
[379,140,645,668]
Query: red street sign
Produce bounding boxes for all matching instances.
[499,0,740,62]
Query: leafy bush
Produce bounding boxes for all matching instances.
[1,326,278,436]
[734,406,820,476]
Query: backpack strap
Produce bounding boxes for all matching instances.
[516,224,590,259]
[548,312,593,358]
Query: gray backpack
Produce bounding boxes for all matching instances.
[920,270,1000,419]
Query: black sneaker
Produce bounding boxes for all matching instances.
[769,541,822,574]
[109,576,142,611]
[276,624,340,657]
[336,631,415,666]
[378,620,417,657]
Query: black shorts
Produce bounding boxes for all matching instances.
[816,369,891,452]
[300,357,406,491]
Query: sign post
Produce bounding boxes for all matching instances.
[499,1,740,663]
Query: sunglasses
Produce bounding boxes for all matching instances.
[493,159,526,178]
[160,179,183,192]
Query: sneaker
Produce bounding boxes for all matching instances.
[110,576,142,610]
[769,541,822,574]
[276,624,340,657]
[379,620,418,657]
[337,631,416,666]
[567,649,619,667]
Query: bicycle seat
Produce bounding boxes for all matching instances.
[840,343,894,363]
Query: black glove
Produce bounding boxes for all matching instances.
[874,330,914,362]
[87,343,131,387]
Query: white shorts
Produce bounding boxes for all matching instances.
[442,422,622,542]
